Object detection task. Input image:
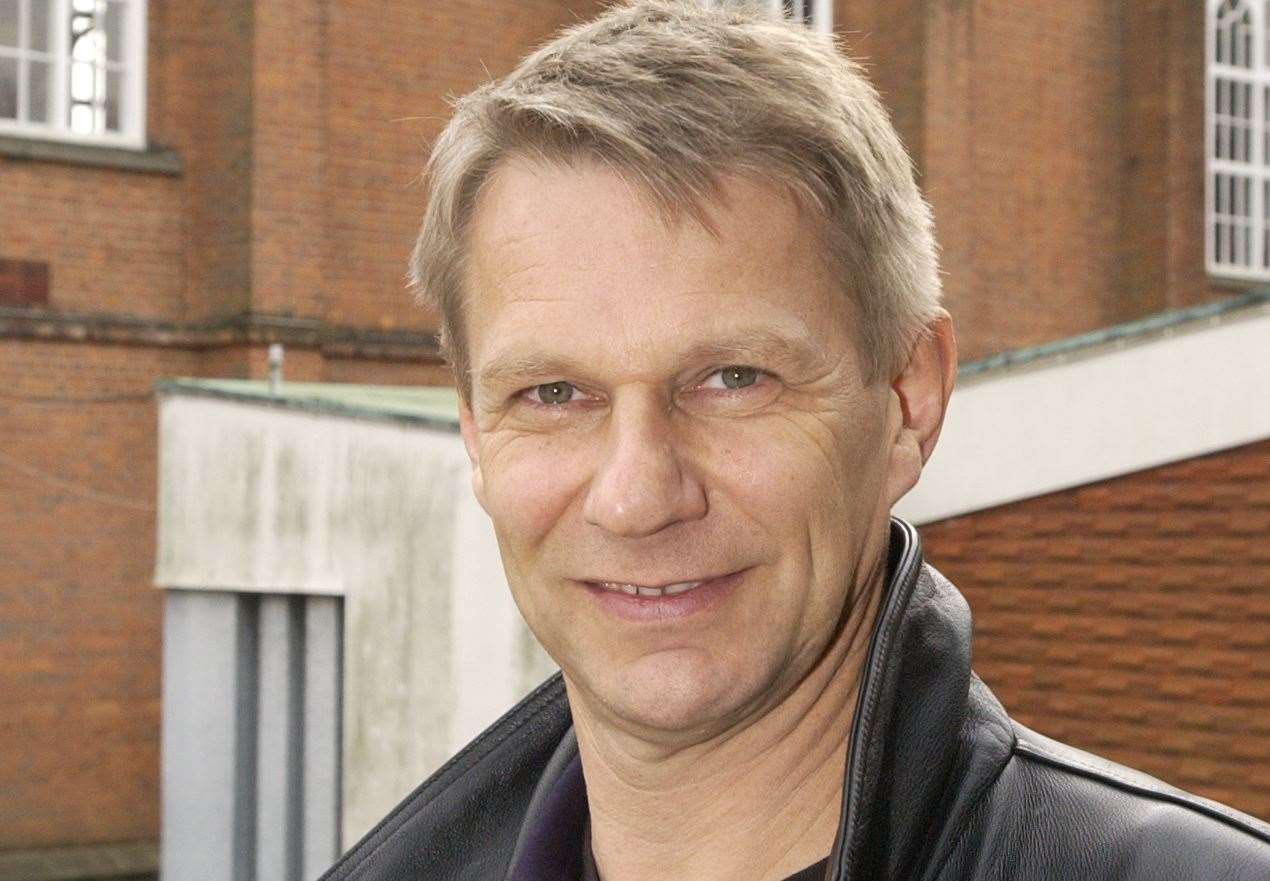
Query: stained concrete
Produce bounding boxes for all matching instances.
[156,383,555,869]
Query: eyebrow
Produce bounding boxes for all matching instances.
[676,328,831,375]
[475,326,831,393]
[476,354,578,392]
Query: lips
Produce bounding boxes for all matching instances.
[591,579,705,597]
[580,570,746,621]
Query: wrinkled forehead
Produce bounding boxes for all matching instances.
[459,158,863,396]
[462,153,838,287]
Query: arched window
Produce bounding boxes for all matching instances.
[1207,0,1270,278]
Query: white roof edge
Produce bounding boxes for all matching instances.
[894,301,1270,525]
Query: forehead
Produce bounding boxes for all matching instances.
[461,158,852,380]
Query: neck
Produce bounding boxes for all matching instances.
[569,555,888,881]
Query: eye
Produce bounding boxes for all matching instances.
[527,381,578,405]
[703,366,762,390]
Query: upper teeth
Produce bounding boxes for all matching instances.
[597,580,704,597]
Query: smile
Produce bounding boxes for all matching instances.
[580,570,747,622]
[590,579,705,597]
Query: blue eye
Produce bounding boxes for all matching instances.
[531,381,576,404]
[704,366,761,390]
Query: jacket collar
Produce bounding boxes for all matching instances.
[828,518,1014,880]
[504,517,1016,881]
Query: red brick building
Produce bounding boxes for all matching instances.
[0,0,1264,875]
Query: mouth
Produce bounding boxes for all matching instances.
[589,578,710,598]
[578,570,746,621]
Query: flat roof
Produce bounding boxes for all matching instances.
[155,379,461,430]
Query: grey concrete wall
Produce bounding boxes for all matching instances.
[160,591,256,881]
[160,591,342,881]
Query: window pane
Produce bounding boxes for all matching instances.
[0,55,15,118]
[0,0,17,49]
[29,57,49,122]
[70,100,94,132]
[70,58,95,102]
[105,65,120,131]
[105,0,125,64]
[30,0,50,52]
[71,17,102,62]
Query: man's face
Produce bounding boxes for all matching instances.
[459,159,903,739]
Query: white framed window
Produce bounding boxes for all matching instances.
[771,0,832,33]
[0,0,146,147]
[705,1,834,34]
[1205,0,1270,280]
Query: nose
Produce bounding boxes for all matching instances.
[582,393,708,538]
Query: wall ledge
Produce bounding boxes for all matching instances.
[0,307,443,363]
[0,135,182,175]
[0,840,156,881]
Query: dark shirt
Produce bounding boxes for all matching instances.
[580,832,829,881]
[779,859,831,881]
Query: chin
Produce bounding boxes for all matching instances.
[580,647,773,738]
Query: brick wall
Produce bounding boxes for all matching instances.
[1,0,1266,859]
[0,342,194,849]
[317,0,608,330]
[0,163,185,320]
[0,0,596,853]
[841,0,1126,360]
[152,0,254,320]
[1119,0,1237,317]
[842,0,1243,363]
[921,440,1270,820]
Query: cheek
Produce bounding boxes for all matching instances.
[694,413,884,520]
[481,433,592,551]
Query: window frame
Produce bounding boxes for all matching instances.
[0,0,148,150]
[1205,0,1270,282]
[769,0,834,34]
[704,0,834,34]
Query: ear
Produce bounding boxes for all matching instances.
[457,396,487,509]
[884,311,957,508]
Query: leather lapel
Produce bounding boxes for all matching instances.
[829,518,1013,881]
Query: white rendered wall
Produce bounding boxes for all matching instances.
[156,395,556,855]
[895,300,1270,524]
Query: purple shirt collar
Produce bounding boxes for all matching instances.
[505,730,589,881]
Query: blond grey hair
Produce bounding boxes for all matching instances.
[411,0,942,394]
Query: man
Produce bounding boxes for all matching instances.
[321,2,1270,879]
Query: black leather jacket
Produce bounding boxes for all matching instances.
[321,519,1270,880]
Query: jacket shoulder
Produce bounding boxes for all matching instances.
[934,722,1270,881]
[319,674,571,881]
[1012,724,1270,844]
